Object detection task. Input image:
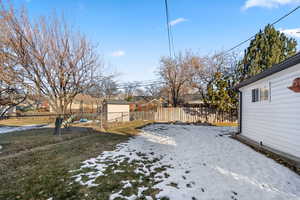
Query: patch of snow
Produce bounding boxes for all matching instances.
[121,180,132,188]
[137,186,148,197]
[113,170,125,173]
[109,190,122,200]
[140,131,176,146]
[73,124,300,200]
[109,190,137,200]
[73,119,97,124]
[0,124,48,134]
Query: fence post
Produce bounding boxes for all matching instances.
[100,112,104,129]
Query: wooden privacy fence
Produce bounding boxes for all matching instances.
[130,107,237,123]
[0,108,236,129]
[130,111,156,121]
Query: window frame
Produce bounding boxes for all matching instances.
[251,88,260,102]
[251,82,271,103]
[260,87,269,101]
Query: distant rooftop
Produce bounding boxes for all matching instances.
[103,99,130,105]
[128,96,161,102]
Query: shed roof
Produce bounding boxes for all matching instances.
[104,99,130,105]
[236,52,300,89]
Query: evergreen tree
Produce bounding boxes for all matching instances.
[206,72,237,112]
[238,24,297,80]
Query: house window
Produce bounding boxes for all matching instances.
[251,85,270,103]
[260,88,269,101]
[251,88,259,102]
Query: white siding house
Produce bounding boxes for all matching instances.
[237,53,300,162]
[103,100,130,122]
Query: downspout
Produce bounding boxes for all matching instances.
[237,90,242,135]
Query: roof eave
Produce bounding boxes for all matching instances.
[236,52,300,89]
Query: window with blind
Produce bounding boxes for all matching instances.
[260,88,269,101]
[251,86,270,102]
[251,88,259,102]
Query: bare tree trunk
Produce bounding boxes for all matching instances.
[54,116,63,135]
[69,100,73,114]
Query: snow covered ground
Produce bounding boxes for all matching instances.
[72,124,300,200]
[0,124,47,134]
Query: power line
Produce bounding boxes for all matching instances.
[164,0,175,58]
[118,80,160,86]
[224,5,300,54]
[270,6,300,26]
[167,1,176,58]
[115,84,165,90]
[169,21,176,58]
[116,80,165,89]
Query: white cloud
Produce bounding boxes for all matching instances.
[111,50,125,57]
[280,28,300,38]
[169,18,188,26]
[242,0,300,10]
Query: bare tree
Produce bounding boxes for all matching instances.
[145,84,162,97]
[123,82,139,100]
[135,88,146,96]
[0,33,27,116]
[159,52,199,107]
[99,76,119,99]
[191,51,238,107]
[0,6,101,134]
[87,75,119,99]
[0,82,26,116]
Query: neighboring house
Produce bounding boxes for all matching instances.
[39,100,50,111]
[2,95,48,115]
[49,94,101,113]
[69,94,100,113]
[182,94,204,106]
[15,95,46,112]
[0,106,16,116]
[236,52,300,163]
[102,100,130,122]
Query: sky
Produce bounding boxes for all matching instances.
[11,0,300,83]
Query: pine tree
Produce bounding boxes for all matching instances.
[238,24,297,80]
[206,72,237,112]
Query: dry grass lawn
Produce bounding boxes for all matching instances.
[106,120,154,135]
[0,117,55,126]
[213,122,238,127]
[0,121,152,200]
